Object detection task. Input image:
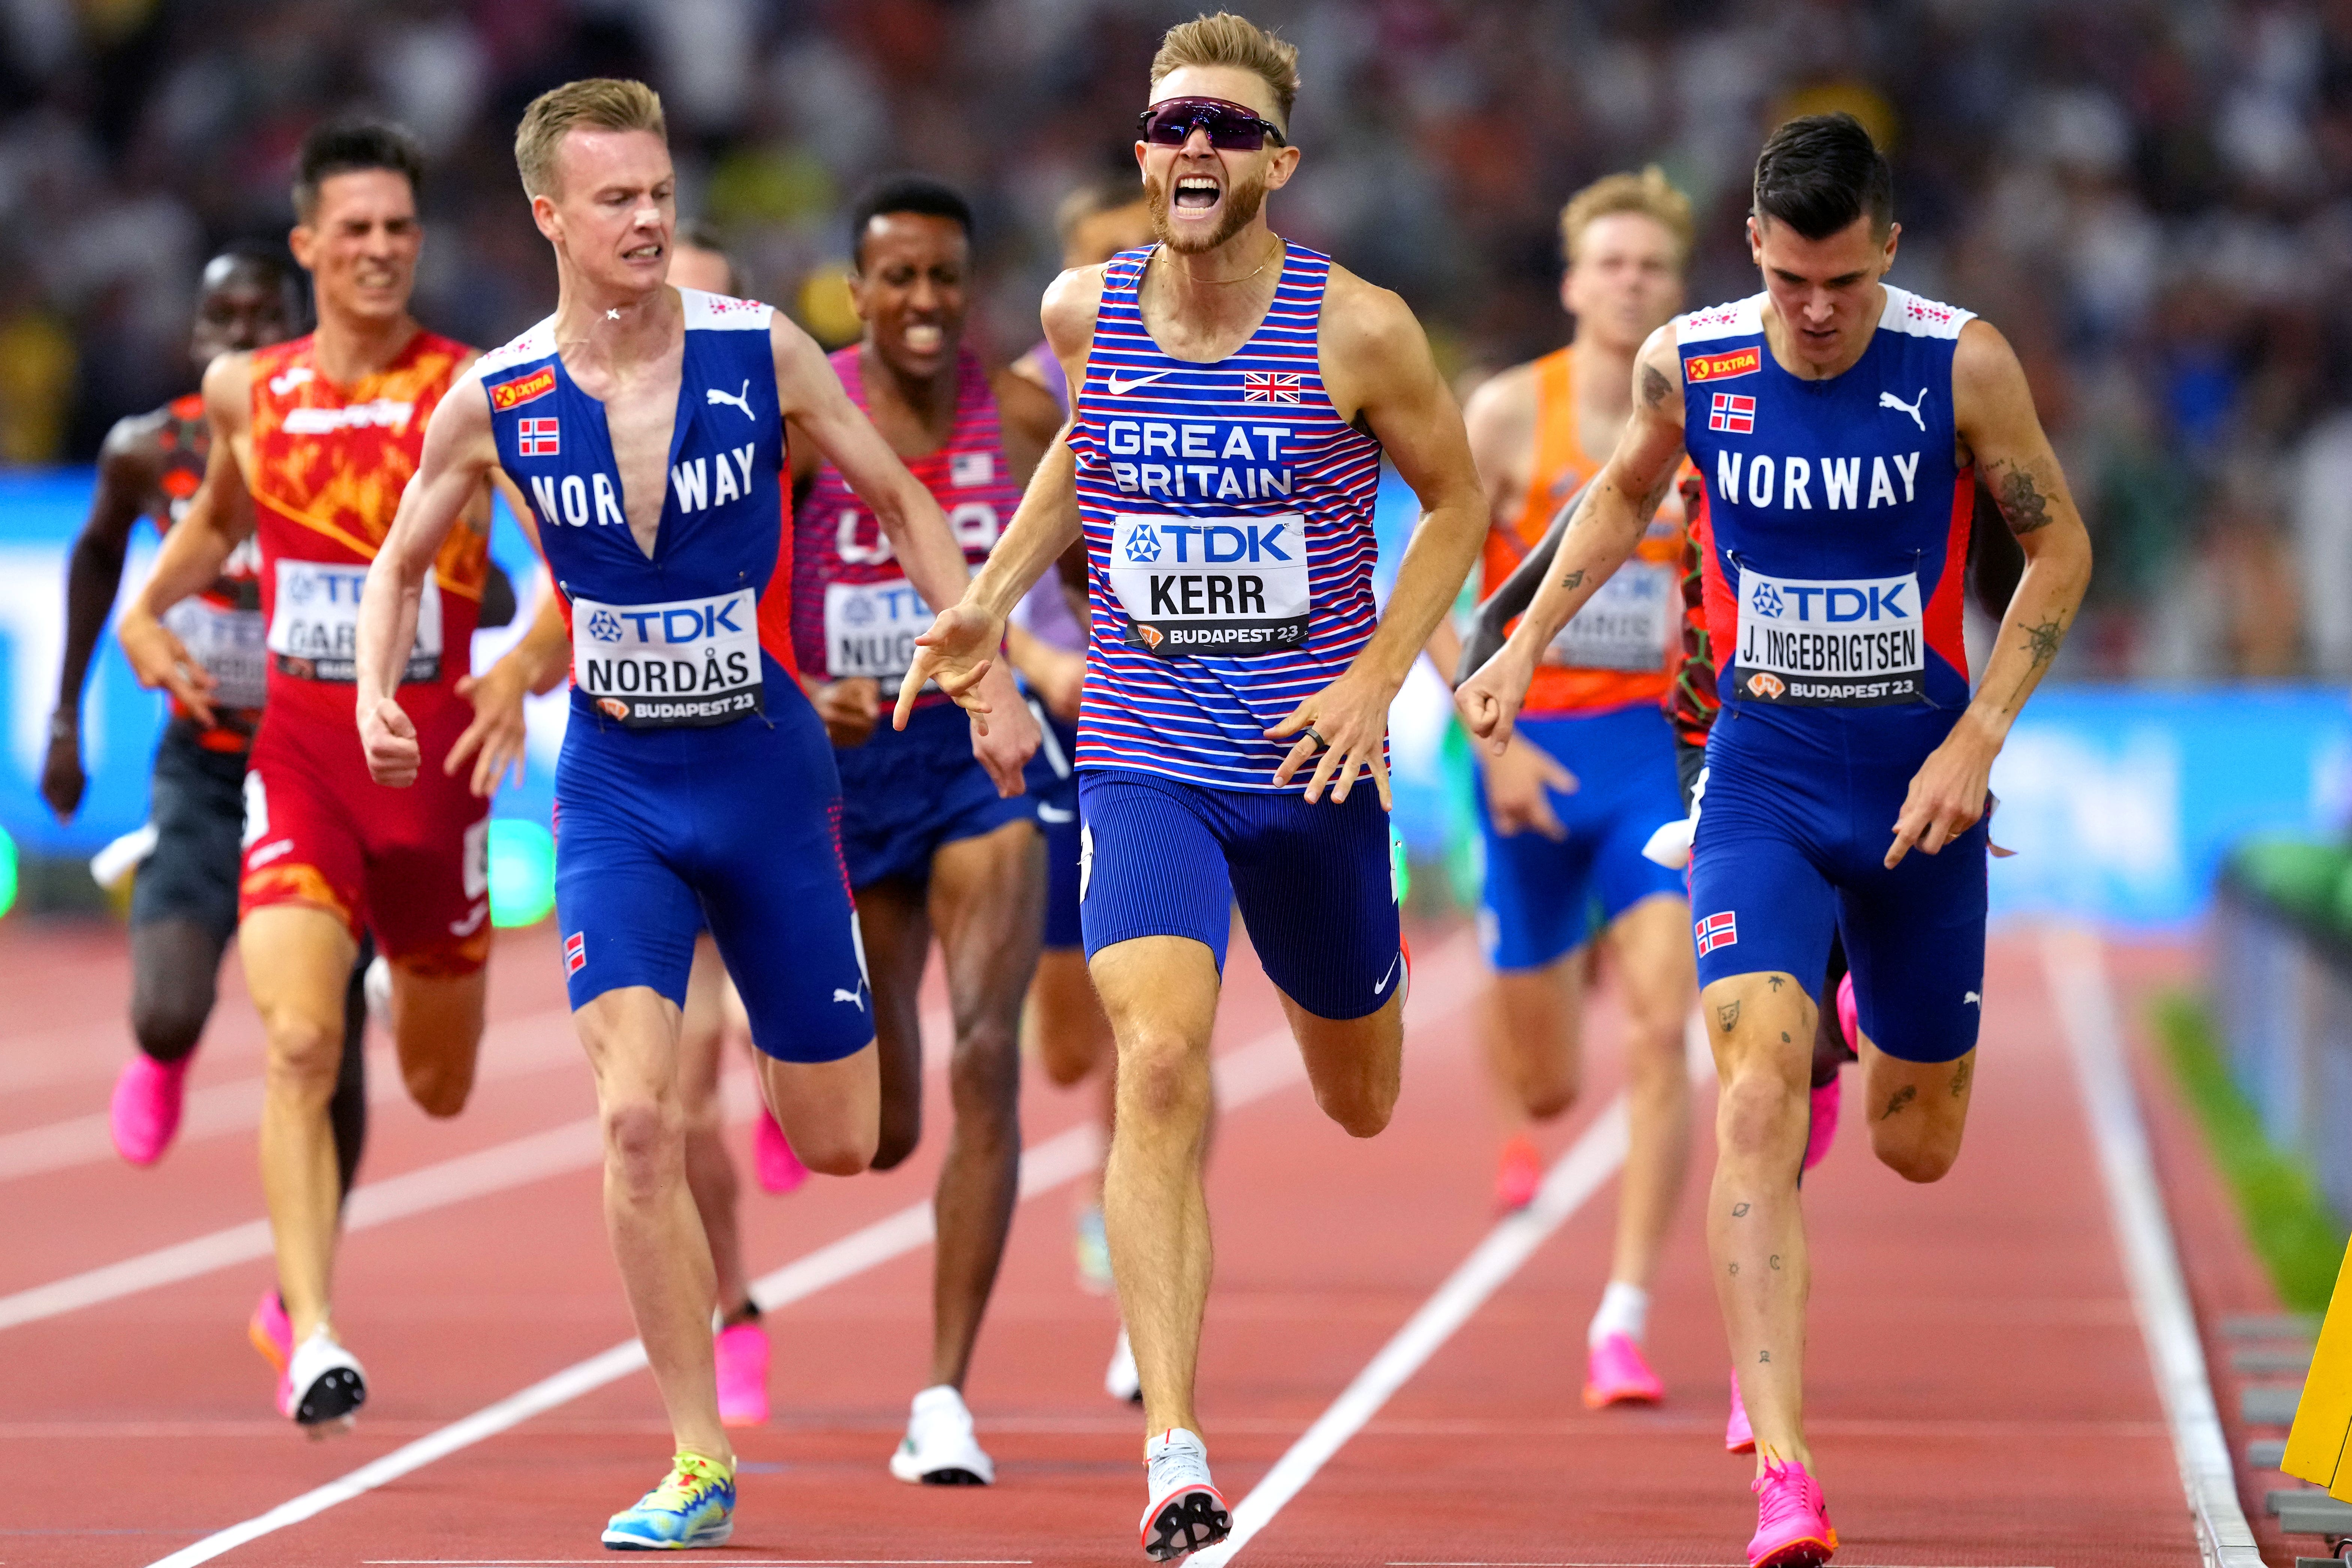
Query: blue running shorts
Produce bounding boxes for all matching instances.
[553,699,872,1064]
[1077,767,1401,1021]
[1035,711,1083,951]
[1688,703,1988,1064]
[835,697,1051,889]
[1475,703,1687,972]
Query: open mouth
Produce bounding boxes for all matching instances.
[903,322,943,354]
[622,241,664,265]
[1173,175,1221,212]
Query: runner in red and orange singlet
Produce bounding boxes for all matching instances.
[117,123,541,1434]
[1423,170,1698,1407]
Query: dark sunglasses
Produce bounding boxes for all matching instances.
[1136,96,1288,151]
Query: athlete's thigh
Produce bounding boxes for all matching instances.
[1078,769,1235,975]
[1604,890,1697,1037]
[1834,817,1989,1067]
[854,876,931,1135]
[573,983,684,1107]
[1222,784,1403,1023]
[676,933,730,1112]
[929,818,1045,1036]
[239,902,359,1048]
[238,736,368,948]
[553,752,702,1020]
[1473,778,1600,975]
[362,712,493,978]
[1687,730,1837,1003]
[1583,712,1691,936]
[133,723,244,946]
[387,964,487,1080]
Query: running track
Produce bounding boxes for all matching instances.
[0,915,2276,1566]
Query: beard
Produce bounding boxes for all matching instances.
[1147,164,1268,255]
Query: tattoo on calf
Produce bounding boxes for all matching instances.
[1732,1202,1751,1217]
[1758,1351,1771,1364]
[1728,1261,1740,1275]
[1994,464,2055,536]
[1769,1254,1782,1270]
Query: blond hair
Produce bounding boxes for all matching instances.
[1150,12,1301,127]
[514,78,666,198]
[1560,166,1694,272]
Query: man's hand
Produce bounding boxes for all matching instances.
[362,695,422,788]
[1886,712,1999,868]
[967,663,1038,798]
[1483,733,1577,840]
[1267,665,1396,807]
[895,602,1001,731]
[1452,641,1535,754]
[40,718,85,821]
[813,677,882,749]
[446,661,532,798]
[118,608,218,729]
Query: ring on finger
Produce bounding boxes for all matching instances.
[1301,725,1328,750]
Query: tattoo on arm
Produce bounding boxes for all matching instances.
[1640,364,1670,410]
[2020,616,2065,671]
[1993,464,2054,537]
[1716,1000,1741,1033]
[1558,568,1585,591]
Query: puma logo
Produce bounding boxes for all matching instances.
[1879,387,1928,431]
[1105,369,1174,396]
[833,987,865,1010]
[1963,991,1981,1006]
[707,380,755,419]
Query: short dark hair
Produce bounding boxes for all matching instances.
[674,218,746,295]
[293,121,425,223]
[849,175,973,270]
[206,244,299,295]
[1751,112,1892,240]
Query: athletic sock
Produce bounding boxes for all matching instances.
[1588,1280,1649,1349]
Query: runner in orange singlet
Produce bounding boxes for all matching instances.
[117,123,541,1433]
[1425,168,1698,1407]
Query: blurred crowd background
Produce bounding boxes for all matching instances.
[0,0,2349,681]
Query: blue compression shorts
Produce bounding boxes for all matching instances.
[1474,703,1687,972]
[835,697,1058,889]
[1077,767,1401,1021]
[1688,703,1988,1064]
[553,697,872,1064]
[1036,712,1083,950]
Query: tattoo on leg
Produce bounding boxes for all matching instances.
[1731,1202,1750,1217]
[1641,364,1670,409]
[1758,1351,1771,1364]
[1881,1085,1916,1119]
[1950,1057,1973,1098]
[1769,1254,1782,1270]
[1781,1031,1791,1043]
[1717,1000,1741,1033]
[1728,1262,1740,1275]
[1993,463,2054,536]
[1768,975,1784,991]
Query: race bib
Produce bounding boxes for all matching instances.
[1106,512,1308,658]
[164,596,267,710]
[1732,569,1924,706]
[572,587,762,728]
[1545,560,1675,673]
[823,578,934,687]
[268,560,440,684]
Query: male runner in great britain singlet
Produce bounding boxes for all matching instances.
[788,175,1058,1485]
[1424,169,1699,1408]
[356,79,1034,1550]
[1456,114,2093,1568]
[897,15,1488,1558]
[42,251,381,1183]
[118,124,541,1434]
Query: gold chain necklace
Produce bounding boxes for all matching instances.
[1162,236,1283,286]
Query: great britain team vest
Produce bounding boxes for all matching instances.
[1068,243,1383,791]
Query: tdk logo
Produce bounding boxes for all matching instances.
[600,600,748,644]
[1748,580,1911,622]
[1119,521,1292,565]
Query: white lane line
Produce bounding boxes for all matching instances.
[2042,926,2261,1568]
[141,939,1479,1568]
[1196,1015,1709,1568]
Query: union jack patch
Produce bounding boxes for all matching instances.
[519,417,561,456]
[1243,371,1302,403]
[1694,911,1738,955]
[1708,393,1754,435]
[564,931,586,975]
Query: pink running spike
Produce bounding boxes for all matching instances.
[248,1290,293,1373]
[1494,1136,1541,1213]
[1583,1332,1664,1407]
[715,1320,770,1427]
[110,1054,192,1166]
[1725,1370,1754,1453]
[1835,972,1859,1050]
[754,1108,807,1195]
[1747,1457,1837,1568]
[1803,1074,1841,1172]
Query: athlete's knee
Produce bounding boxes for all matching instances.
[260,1009,344,1105]
[948,1021,1021,1122]
[1715,1066,1805,1164]
[1872,1118,1963,1183]
[1315,1073,1396,1139]
[401,1052,474,1118]
[131,982,212,1064]
[1518,1061,1579,1122]
[601,1093,685,1199]
[1118,1028,1212,1127]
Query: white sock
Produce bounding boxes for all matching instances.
[1588,1280,1649,1349]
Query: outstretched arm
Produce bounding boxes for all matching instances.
[1456,325,1688,752]
[1885,320,2093,867]
[771,313,1038,793]
[43,417,161,818]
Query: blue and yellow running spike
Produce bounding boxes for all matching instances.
[602,1451,734,1551]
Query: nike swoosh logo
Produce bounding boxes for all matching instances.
[1037,803,1076,823]
[448,901,489,937]
[1105,370,1174,396]
[1374,952,1401,996]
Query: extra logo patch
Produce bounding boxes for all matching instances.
[564,931,586,974]
[1709,393,1755,434]
[491,367,556,411]
[1684,347,1761,383]
[1243,371,1302,403]
[1695,911,1739,955]
[518,417,560,456]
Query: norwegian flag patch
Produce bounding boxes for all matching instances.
[1694,911,1738,955]
[1243,371,1302,403]
[1708,393,1754,435]
[564,931,586,975]
[518,417,561,456]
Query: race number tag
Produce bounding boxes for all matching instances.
[1106,512,1308,657]
[1732,569,1924,705]
[572,587,762,728]
[268,560,441,683]
[823,578,934,686]
[1545,560,1676,673]
[164,597,268,709]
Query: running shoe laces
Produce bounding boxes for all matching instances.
[643,1452,730,1514]
[1748,1457,1837,1567]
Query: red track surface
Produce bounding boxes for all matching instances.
[0,916,2243,1566]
